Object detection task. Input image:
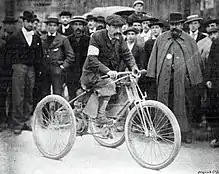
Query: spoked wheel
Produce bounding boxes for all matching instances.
[32,95,76,160]
[125,100,181,170]
[89,115,126,148]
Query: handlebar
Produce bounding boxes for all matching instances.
[101,69,147,79]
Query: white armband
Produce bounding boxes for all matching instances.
[87,45,99,56]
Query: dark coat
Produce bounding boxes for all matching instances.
[205,38,219,89]
[131,42,145,69]
[67,34,90,81]
[40,32,75,72]
[196,32,207,43]
[57,25,74,37]
[0,38,6,76]
[144,38,155,69]
[5,30,43,72]
[81,29,137,87]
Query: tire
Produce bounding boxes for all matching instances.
[32,95,76,160]
[125,100,181,170]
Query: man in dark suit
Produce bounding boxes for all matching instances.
[185,14,207,42]
[143,19,163,99]
[41,17,75,98]
[5,11,43,134]
[0,38,6,131]
[80,14,138,124]
[67,16,90,99]
[57,11,74,36]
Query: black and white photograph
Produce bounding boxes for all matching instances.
[0,0,219,173]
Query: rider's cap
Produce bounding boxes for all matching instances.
[106,14,126,27]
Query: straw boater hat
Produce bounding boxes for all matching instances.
[70,16,87,25]
[185,14,203,24]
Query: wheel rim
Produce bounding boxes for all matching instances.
[126,104,180,168]
[33,97,75,158]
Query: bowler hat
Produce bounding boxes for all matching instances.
[3,16,18,24]
[96,16,106,24]
[168,12,185,24]
[59,11,72,17]
[204,17,219,27]
[185,14,203,24]
[20,11,35,21]
[133,0,144,7]
[207,27,219,34]
[106,14,126,26]
[123,26,139,35]
[148,18,164,28]
[86,15,97,21]
[45,17,61,25]
[70,16,87,25]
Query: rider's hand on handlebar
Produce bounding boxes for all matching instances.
[107,70,118,79]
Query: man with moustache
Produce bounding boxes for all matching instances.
[85,15,97,36]
[57,11,74,36]
[5,11,43,134]
[80,14,138,124]
[67,16,90,99]
[40,17,74,98]
[147,12,203,143]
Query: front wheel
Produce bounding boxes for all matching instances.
[125,100,181,170]
[32,95,76,160]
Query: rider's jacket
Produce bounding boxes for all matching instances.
[81,29,137,86]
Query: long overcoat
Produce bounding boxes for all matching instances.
[147,31,203,131]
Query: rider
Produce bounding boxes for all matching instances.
[80,14,138,124]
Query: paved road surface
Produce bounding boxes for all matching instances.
[0,130,218,174]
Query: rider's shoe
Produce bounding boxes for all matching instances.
[96,116,113,125]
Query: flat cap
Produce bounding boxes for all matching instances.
[133,0,144,6]
[207,27,219,34]
[123,26,139,35]
[59,11,72,17]
[106,14,126,26]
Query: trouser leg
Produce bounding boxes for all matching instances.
[12,64,27,128]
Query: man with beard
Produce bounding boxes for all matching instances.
[147,12,203,143]
[5,11,43,134]
[57,11,74,36]
[67,16,90,99]
[80,14,138,124]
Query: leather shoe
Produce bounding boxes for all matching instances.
[96,116,113,125]
[13,129,22,135]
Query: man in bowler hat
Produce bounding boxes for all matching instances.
[147,12,203,143]
[5,11,43,134]
[57,11,74,36]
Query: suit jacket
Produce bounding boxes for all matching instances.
[196,32,207,43]
[131,42,145,69]
[40,33,75,72]
[57,25,74,36]
[67,34,90,80]
[144,39,155,69]
[205,38,219,88]
[5,30,43,71]
[81,29,137,86]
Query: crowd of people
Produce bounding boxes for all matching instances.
[0,0,219,147]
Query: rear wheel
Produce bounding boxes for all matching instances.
[125,100,181,170]
[32,95,76,160]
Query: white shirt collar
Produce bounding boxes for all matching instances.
[190,30,199,35]
[126,41,135,51]
[62,24,70,29]
[22,27,34,35]
[48,32,57,36]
